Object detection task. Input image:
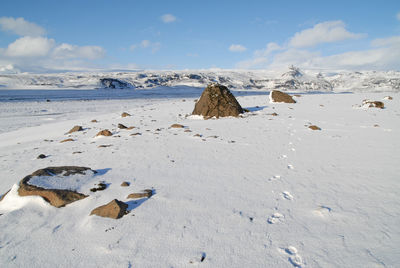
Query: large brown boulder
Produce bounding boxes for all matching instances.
[18,166,96,208]
[90,199,128,219]
[269,90,296,103]
[192,84,244,118]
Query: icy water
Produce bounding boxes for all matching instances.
[0,87,206,102]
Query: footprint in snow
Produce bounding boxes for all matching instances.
[189,252,206,265]
[287,164,294,170]
[281,191,293,200]
[313,206,332,217]
[267,212,284,224]
[269,175,281,181]
[278,246,304,268]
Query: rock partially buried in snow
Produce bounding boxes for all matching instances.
[17,166,97,208]
[269,90,296,103]
[362,100,384,109]
[118,123,128,129]
[60,138,74,143]
[127,189,153,199]
[308,125,321,130]
[121,181,130,187]
[96,129,113,137]
[121,112,131,118]
[192,83,244,118]
[170,123,185,128]
[67,125,83,134]
[90,199,128,219]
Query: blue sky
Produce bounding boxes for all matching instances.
[0,0,400,72]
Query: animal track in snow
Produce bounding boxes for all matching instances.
[279,246,304,267]
[281,191,293,200]
[287,164,294,169]
[279,154,288,159]
[267,212,284,224]
[269,175,281,181]
[313,205,332,217]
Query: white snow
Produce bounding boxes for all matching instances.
[0,82,399,267]
[27,170,97,192]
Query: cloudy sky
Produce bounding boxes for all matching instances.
[1,0,400,72]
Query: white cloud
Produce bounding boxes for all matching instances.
[130,40,161,53]
[289,20,365,48]
[229,44,247,52]
[4,36,55,57]
[52,43,105,60]
[0,17,45,36]
[141,40,150,48]
[161,14,177,23]
[397,12,400,21]
[236,42,282,68]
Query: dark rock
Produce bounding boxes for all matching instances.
[37,154,47,159]
[118,123,128,129]
[192,84,244,118]
[90,182,107,192]
[90,199,128,219]
[18,166,96,207]
[100,78,132,89]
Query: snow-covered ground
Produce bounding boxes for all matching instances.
[0,86,399,267]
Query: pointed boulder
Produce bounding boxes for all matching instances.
[269,90,296,103]
[192,84,243,118]
[90,199,128,219]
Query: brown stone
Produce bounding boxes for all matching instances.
[121,181,130,187]
[17,166,95,207]
[192,84,244,118]
[384,96,393,100]
[130,132,142,136]
[127,189,153,199]
[96,129,113,137]
[90,199,128,219]
[91,119,98,123]
[121,112,131,117]
[171,124,185,128]
[270,90,296,103]
[269,112,279,116]
[308,125,321,130]
[118,123,128,129]
[126,126,135,130]
[363,100,384,109]
[67,125,83,134]
[60,138,74,143]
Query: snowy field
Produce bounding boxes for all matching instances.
[0,87,399,267]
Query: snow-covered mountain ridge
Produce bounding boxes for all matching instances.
[1,66,399,92]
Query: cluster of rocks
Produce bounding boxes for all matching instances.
[1,166,154,219]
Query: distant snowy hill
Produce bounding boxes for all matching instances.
[0,66,399,92]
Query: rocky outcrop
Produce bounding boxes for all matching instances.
[100,78,132,89]
[192,84,244,118]
[269,90,296,103]
[17,166,96,208]
[90,199,128,219]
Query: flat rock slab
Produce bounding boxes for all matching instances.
[192,84,244,118]
[270,90,296,103]
[127,189,153,199]
[18,166,97,208]
[90,199,128,219]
